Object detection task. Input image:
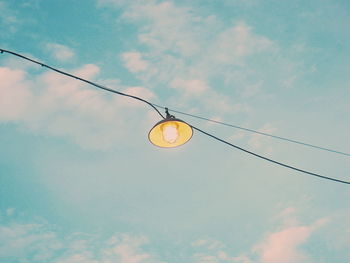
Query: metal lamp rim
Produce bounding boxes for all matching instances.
[148,117,193,148]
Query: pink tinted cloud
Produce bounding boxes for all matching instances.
[171,78,209,96]
[0,67,32,121]
[46,43,75,62]
[0,63,154,150]
[122,52,149,73]
[255,218,328,263]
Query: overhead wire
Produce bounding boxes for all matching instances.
[151,104,350,157]
[1,48,348,157]
[0,49,165,119]
[1,48,349,185]
[192,125,349,185]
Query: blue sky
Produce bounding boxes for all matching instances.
[1,0,350,262]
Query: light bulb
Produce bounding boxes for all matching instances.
[162,122,179,143]
[149,117,193,148]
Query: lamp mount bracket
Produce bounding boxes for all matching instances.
[165,107,175,119]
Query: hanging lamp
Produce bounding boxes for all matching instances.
[148,108,193,148]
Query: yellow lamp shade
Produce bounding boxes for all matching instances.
[148,118,193,148]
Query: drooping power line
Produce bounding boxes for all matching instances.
[2,48,348,157]
[0,48,349,185]
[150,105,350,157]
[0,49,165,119]
[192,125,350,185]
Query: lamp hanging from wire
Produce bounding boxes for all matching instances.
[1,48,349,185]
[148,108,193,148]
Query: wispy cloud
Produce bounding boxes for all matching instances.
[211,22,273,65]
[0,207,342,263]
[253,218,328,263]
[0,64,157,150]
[0,214,162,263]
[0,0,287,150]
[170,78,209,96]
[0,67,32,121]
[122,52,149,73]
[248,123,276,155]
[190,207,329,263]
[104,1,276,118]
[0,1,20,33]
[45,43,75,62]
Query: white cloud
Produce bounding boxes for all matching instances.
[101,1,277,120]
[0,64,157,150]
[0,222,61,261]
[6,208,15,216]
[0,1,20,33]
[122,52,149,73]
[240,82,262,98]
[118,86,156,109]
[212,22,273,65]
[46,43,75,62]
[0,207,341,263]
[228,131,246,141]
[123,1,202,57]
[0,2,18,23]
[254,219,328,263]
[97,0,135,7]
[248,123,276,154]
[192,238,224,250]
[0,213,162,263]
[171,78,209,96]
[274,207,299,227]
[0,67,32,121]
[191,208,329,263]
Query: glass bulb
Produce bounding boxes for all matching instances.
[149,118,193,148]
[162,123,179,144]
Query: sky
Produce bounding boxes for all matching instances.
[0,0,350,262]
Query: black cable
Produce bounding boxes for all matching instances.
[1,48,348,157]
[0,48,165,119]
[191,125,350,185]
[152,104,350,157]
[1,48,349,185]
